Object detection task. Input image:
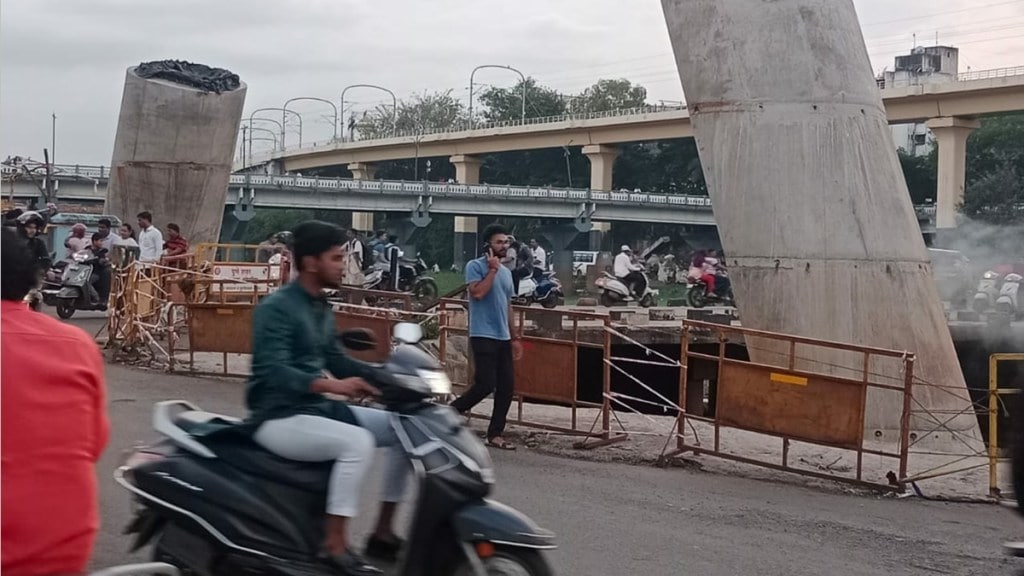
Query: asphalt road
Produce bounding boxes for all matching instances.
[59,313,1021,576]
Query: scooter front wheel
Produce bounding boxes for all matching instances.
[456,547,554,576]
[599,291,617,308]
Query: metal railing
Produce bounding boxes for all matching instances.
[227,172,715,208]
[876,65,1024,90]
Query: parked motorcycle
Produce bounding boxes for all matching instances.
[973,269,1004,313]
[364,255,439,303]
[514,269,562,309]
[52,249,108,319]
[995,273,1023,319]
[686,270,734,308]
[595,269,657,308]
[115,322,556,576]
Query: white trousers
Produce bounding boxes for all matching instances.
[253,407,410,517]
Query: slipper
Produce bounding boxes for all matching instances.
[486,438,516,451]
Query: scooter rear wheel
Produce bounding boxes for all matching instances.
[56,300,76,319]
[456,547,554,576]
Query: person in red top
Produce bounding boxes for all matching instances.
[1,226,110,575]
[162,222,190,268]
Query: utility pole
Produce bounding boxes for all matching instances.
[51,113,57,167]
[42,148,54,204]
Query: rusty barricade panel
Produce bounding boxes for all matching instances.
[188,303,255,354]
[661,319,914,491]
[516,339,577,403]
[716,362,866,450]
[437,298,612,439]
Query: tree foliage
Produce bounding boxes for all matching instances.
[358,90,468,139]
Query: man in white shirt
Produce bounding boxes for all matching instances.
[343,228,364,286]
[529,238,547,270]
[614,245,646,297]
[136,211,164,263]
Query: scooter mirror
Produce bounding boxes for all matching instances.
[338,328,378,351]
[393,322,423,344]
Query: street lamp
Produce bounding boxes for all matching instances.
[249,107,302,151]
[240,127,279,166]
[240,118,284,165]
[340,85,397,139]
[468,64,527,128]
[283,97,339,143]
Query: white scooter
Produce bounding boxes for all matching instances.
[595,269,657,308]
[514,269,563,309]
[973,269,1004,313]
[995,273,1023,319]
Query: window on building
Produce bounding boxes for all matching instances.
[913,133,927,146]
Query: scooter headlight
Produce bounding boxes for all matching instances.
[983,271,997,279]
[418,369,452,395]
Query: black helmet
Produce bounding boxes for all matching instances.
[273,230,293,250]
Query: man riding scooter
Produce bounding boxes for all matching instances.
[245,221,410,575]
[13,211,53,310]
[82,233,112,307]
[614,245,647,298]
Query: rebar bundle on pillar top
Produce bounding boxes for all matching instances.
[659,0,980,438]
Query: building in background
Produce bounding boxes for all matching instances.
[877,45,960,157]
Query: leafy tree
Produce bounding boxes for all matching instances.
[961,161,1024,225]
[358,90,468,140]
[897,148,937,205]
[579,78,647,112]
[477,78,566,123]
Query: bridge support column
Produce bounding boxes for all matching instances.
[352,212,374,233]
[582,144,619,191]
[588,221,611,251]
[662,0,979,438]
[450,155,482,184]
[347,162,376,180]
[454,216,478,271]
[541,220,591,295]
[925,116,979,232]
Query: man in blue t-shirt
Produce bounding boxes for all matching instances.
[450,223,522,450]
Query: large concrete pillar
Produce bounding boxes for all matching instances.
[926,117,979,230]
[582,144,619,191]
[661,0,978,436]
[454,216,479,270]
[105,62,246,245]
[450,155,482,184]
[347,162,377,180]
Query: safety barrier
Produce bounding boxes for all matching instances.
[989,354,1024,498]
[658,320,914,491]
[437,298,621,443]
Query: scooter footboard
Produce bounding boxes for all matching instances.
[452,499,556,549]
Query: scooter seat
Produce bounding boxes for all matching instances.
[170,411,332,493]
[203,434,333,493]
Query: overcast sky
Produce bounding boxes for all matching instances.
[3,0,1022,165]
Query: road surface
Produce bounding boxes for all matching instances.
[59,313,1020,575]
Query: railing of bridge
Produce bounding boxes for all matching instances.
[875,64,1024,90]
[238,65,1023,166]
[2,163,939,219]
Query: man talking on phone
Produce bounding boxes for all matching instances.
[451,223,522,450]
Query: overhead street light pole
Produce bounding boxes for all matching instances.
[340,84,398,140]
[249,107,302,151]
[468,64,527,128]
[283,97,339,143]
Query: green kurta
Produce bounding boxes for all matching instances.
[245,281,369,427]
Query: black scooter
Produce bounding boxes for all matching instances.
[115,323,556,576]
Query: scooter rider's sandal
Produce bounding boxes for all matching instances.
[317,550,383,576]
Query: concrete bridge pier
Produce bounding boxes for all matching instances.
[450,155,483,185]
[926,117,980,235]
[540,221,591,294]
[582,145,619,191]
[453,216,479,271]
[347,162,377,181]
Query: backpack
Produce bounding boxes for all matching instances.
[362,240,375,270]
